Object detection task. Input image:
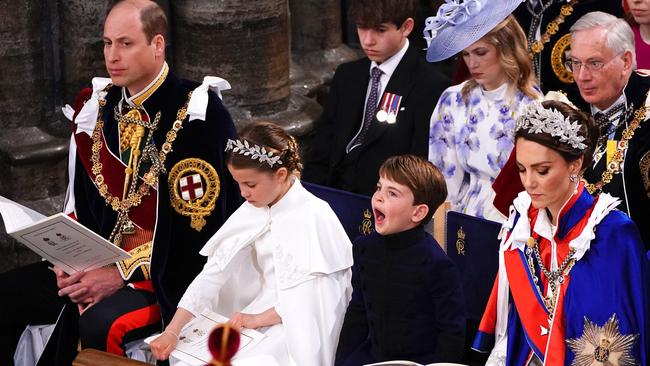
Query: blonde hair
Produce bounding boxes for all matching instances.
[461,15,538,102]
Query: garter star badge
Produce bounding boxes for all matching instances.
[566,314,638,366]
[168,158,220,231]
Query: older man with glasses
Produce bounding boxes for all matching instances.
[568,11,650,249]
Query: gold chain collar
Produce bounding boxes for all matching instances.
[529,0,578,58]
[584,106,647,194]
[90,84,193,244]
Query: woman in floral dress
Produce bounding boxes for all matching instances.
[427,15,540,221]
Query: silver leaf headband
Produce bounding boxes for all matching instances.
[225,139,283,167]
[515,101,588,151]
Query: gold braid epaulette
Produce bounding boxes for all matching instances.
[584,105,648,194]
[117,241,153,280]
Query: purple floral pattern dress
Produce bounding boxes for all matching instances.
[428,81,538,222]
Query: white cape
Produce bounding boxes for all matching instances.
[178,180,353,365]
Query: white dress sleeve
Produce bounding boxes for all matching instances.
[177,245,252,317]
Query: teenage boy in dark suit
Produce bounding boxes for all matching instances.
[303,0,448,197]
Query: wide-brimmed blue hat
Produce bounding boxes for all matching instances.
[424,0,525,62]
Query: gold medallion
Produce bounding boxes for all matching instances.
[168,158,220,231]
[551,33,574,84]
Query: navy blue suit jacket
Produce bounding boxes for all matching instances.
[335,226,465,365]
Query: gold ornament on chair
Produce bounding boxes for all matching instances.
[456,226,466,256]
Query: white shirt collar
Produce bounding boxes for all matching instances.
[370,39,409,80]
[481,82,509,102]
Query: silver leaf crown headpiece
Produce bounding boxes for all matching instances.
[515,101,588,151]
[225,139,283,167]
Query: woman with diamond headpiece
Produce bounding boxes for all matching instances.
[472,96,649,365]
[425,0,542,222]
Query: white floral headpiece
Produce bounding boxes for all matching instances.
[515,101,588,151]
[225,139,283,167]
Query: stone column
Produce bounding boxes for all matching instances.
[172,0,290,115]
[172,0,320,136]
[290,0,358,66]
[0,0,67,203]
[0,0,49,130]
[57,1,111,104]
[0,0,67,272]
[289,0,360,101]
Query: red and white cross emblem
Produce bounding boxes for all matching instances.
[179,174,204,201]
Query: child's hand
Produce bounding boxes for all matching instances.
[150,330,179,361]
[228,312,258,331]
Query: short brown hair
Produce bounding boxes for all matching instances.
[109,0,168,43]
[227,121,302,176]
[348,0,417,28]
[515,100,599,171]
[379,155,447,224]
[462,15,538,102]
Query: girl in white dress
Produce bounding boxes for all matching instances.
[150,121,353,365]
[427,15,541,221]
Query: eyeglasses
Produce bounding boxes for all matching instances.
[564,53,623,73]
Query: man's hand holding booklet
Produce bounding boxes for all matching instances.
[0,195,131,274]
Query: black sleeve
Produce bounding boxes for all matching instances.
[335,244,369,365]
[303,66,343,184]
